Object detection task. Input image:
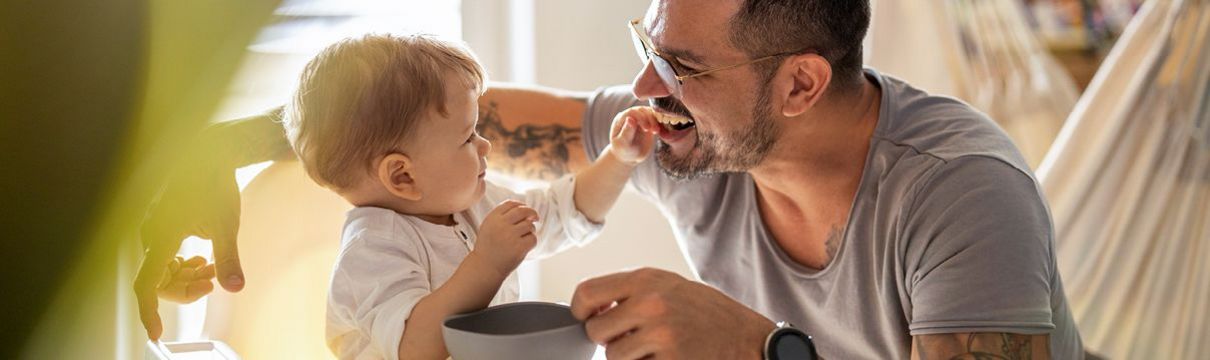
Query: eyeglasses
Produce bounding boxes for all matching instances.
[628,18,805,96]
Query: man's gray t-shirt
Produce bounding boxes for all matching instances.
[581,69,1083,359]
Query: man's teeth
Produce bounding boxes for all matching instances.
[656,112,695,126]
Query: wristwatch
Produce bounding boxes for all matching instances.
[764,321,818,360]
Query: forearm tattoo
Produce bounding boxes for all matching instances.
[477,101,583,181]
[916,333,1036,360]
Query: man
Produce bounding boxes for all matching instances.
[137,0,1084,358]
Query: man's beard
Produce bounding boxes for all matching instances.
[652,90,779,180]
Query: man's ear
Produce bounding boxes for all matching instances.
[377,153,422,201]
[779,53,832,118]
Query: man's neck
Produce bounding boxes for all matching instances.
[749,78,881,209]
[747,77,881,269]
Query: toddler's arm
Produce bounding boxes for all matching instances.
[397,201,539,360]
[573,106,659,223]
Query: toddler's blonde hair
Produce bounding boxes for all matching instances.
[284,34,486,190]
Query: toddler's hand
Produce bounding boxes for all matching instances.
[609,106,660,165]
[157,256,217,303]
[474,200,539,274]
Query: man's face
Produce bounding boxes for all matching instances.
[633,0,780,180]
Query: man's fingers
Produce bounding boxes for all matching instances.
[158,277,216,304]
[180,255,207,268]
[134,230,182,340]
[185,279,215,302]
[176,257,215,280]
[134,250,167,341]
[211,226,244,293]
[583,299,645,344]
[140,305,164,341]
[161,259,215,294]
[603,328,660,360]
[196,263,216,280]
[207,175,245,292]
[571,271,639,320]
[175,265,198,283]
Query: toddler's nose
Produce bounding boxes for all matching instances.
[478,137,492,155]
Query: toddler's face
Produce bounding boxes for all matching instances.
[405,83,491,214]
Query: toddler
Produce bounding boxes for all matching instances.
[281,34,660,360]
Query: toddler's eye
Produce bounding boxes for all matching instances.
[465,132,476,144]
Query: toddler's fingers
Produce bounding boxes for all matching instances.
[503,205,539,224]
[487,200,525,218]
[512,220,538,237]
[637,112,661,133]
[620,117,636,140]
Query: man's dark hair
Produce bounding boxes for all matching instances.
[729,0,871,91]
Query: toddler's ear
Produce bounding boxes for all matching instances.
[377,153,422,201]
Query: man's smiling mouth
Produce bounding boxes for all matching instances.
[655,111,696,131]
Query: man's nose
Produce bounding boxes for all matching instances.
[631,61,672,100]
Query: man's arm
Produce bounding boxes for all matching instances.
[569,268,775,359]
[209,84,593,177]
[205,106,296,166]
[912,333,1049,360]
[477,83,592,181]
[134,106,292,340]
[904,158,1061,360]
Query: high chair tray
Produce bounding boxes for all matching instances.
[145,340,240,360]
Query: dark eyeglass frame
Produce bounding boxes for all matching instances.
[628,18,808,95]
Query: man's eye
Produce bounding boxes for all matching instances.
[672,60,700,74]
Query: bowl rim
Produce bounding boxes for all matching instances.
[442,301,590,339]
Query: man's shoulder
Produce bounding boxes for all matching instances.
[864,72,1046,234]
[871,70,1029,173]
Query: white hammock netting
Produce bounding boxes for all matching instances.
[871,0,1210,357]
[1038,0,1210,357]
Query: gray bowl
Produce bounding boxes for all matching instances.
[442,302,597,360]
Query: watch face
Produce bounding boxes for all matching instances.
[770,331,816,360]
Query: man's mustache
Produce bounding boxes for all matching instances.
[649,96,693,119]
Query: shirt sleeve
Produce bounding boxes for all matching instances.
[326,227,431,360]
[581,85,665,200]
[483,177,604,260]
[902,156,1058,335]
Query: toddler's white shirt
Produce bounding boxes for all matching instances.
[324,176,603,360]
